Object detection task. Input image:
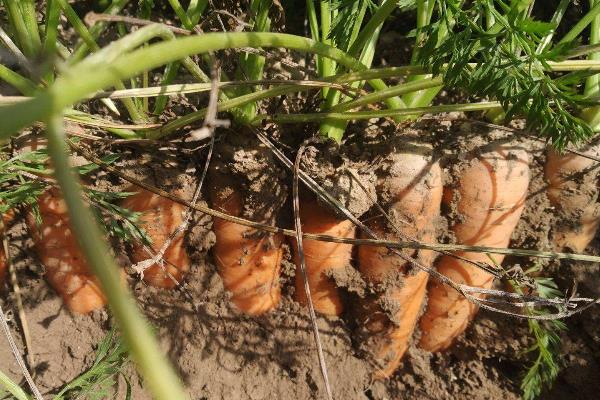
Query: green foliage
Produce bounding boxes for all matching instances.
[87,189,151,245]
[0,147,49,224]
[519,265,566,400]
[329,0,376,52]
[417,0,594,149]
[53,328,131,400]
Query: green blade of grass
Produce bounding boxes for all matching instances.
[44,114,187,400]
[0,369,31,400]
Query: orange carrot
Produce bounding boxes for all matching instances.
[0,211,13,289]
[419,144,529,352]
[357,148,442,378]
[210,176,284,316]
[27,188,109,313]
[292,195,355,316]
[545,143,600,253]
[121,187,190,288]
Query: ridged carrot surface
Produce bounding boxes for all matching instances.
[122,188,190,288]
[358,148,442,378]
[211,183,284,315]
[545,145,600,253]
[27,188,108,313]
[419,145,529,352]
[292,196,355,316]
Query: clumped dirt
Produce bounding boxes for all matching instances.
[2,119,600,400]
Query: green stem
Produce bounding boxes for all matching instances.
[331,76,443,112]
[0,31,386,137]
[0,369,30,400]
[20,0,42,55]
[581,0,600,129]
[69,0,131,63]
[56,0,148,124]
[347,0,397,57]
[187,0,208,26]
[319,0,335,98]
[255,101,502,124]
[0,65,37,95]
[44,114,187,400]
[536,0,570,54]
[167,0,194,30]
[3,0,36,58]
[559,1,600,44]
[42,0,61,83]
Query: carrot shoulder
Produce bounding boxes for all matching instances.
[210,181,283,316]
[357,148,442,379]
[27,188,108,314]
[545,143,600,253]
[419,145,529,352]
[121,188,190,289]
[292,196,355,316]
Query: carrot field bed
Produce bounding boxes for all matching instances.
[1,1,600,399]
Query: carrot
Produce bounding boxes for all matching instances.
[291,195,355,316]
[121,187,191,288]
[357,146,442,379]
[419,144,530,352]
[210,172,284,316]
[545,142,600,253]
[0,211,13,289]
[27,188,109,313]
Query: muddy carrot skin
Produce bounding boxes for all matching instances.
[357,148,442,379]
[0,212,13,288]
[27,188,108,313]
[210,178,284,316]
[419,145,530,352]
[292,196,355,316]
[122,188,190,289]
[545,144,600,253]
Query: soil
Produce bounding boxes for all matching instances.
[2,119,600,400]
[2,2,600,400]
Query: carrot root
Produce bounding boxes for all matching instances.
[419,144,530,352]
[545,145,600,253]
[211,180,283,316]
[292,196,355,316]
[122,187,191,289]
[27,188,110,314]
[357,147,442,378]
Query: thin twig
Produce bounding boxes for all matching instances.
[293,138,333,400]
[345,168,502,279]
[0,304,43,400]
[3,231,35,372]
[84,12,192,36]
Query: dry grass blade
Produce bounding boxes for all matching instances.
[84,12,192,36]
[3,231,35,372]
[293,138,333,400]
[0,303,43,400]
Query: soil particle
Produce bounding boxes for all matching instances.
[300,140,376,218]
